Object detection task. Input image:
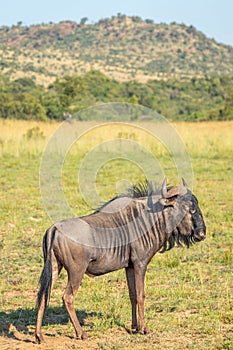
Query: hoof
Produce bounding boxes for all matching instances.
[138,327,151,335]
[143,327,151,335]
[81,332,88,340]
[132,324,138,330]
[35,333,45,344]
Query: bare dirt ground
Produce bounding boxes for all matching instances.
[1,328,152,350]
[1,331,100,350]
[0,326,211,350]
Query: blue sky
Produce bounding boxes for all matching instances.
[1,0,233,46]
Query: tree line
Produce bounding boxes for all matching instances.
[0,70,232,121]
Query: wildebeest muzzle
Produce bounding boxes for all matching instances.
[193,226,206,242]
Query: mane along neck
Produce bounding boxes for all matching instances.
[96,181,193,252]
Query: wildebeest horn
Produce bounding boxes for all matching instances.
[182,178,189,188]
[161,178,187,199]
[161,178,168,198]
[147,181,154,209]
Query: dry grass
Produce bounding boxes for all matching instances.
[1,119,232,154]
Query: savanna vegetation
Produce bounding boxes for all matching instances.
[0,119,232,350]
[1,16,233,83]
[0,13,232,350]
[1,15,232,122]
[0,71,232,121]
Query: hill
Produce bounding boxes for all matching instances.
[1,15,233,85]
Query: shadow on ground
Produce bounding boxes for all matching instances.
[0,306,100,343]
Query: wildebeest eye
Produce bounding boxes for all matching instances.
[190,208,197,214]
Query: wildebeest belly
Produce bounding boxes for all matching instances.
[86,249,129,277]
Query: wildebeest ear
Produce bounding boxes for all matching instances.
[159,197,177,207]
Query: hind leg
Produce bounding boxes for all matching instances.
[35,252,62,344]
[35,294,46,343]
[62,266,88,340]
[125,267,138,330]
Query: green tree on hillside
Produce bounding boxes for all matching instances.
[41,92,64,119]
[223,86,233,119]
[80,17,88,25]
[16,93,47,120]
[53,75,86,108]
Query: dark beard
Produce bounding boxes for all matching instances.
[160,227,195,253]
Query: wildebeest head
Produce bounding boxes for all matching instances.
[153,179,206,250]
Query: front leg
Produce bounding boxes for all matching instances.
[125,267,138,330]
[134,264,150,334]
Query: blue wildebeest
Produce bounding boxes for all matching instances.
[35,179,206,343]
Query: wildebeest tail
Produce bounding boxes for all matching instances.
[36,226,56,309]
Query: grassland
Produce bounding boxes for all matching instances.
[0,119,232,350]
